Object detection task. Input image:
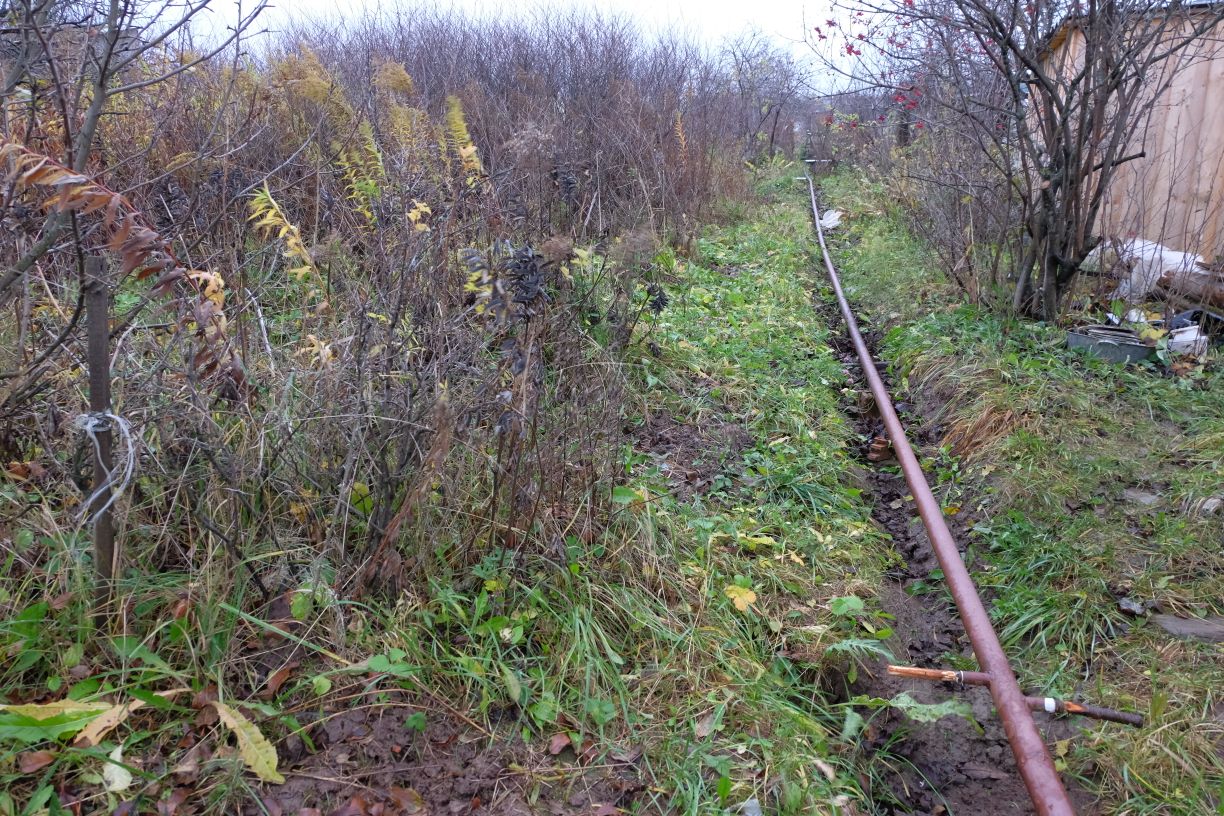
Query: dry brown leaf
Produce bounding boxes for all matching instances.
[156,787,191,816]
[73,700,147,748]
[388,787,425,813]
[814,758,837,781]
[74,688,189,748]
[260,662,299,700]
[170,596,191,620]
[547,732,571,755]
[331,795,372,816]
[609,744,643,763]
[18,749,56,772]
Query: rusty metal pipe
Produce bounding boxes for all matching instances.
[805,173,1076,816]
[887,665,1145,727]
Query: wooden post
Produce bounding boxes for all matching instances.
[84,256,115,620]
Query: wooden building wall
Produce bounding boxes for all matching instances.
[1050,15,1224,261]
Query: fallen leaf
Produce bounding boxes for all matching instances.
[49,591,74,611]
[75,688,189,747]
[156,788,191,816]
[724,584,757,612]
[813,758,837,781]
[388,787,424,813]
[192,686,219,709]
[210,701,285,783]
[19,749,56,772]
[330,795,372,816]
[74,700,148,748]
[260,663,299,699]
[548,732,571,755]
[694,710,719,738]
[579,740,601,765]
[104,745,133,793]
[170,597,191,620]
[593,806,620,816]
[0,699,110,742]
[609,744,643,763]
[193,685,220,727]
[171,744,205,783]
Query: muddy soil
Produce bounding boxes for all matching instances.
[824,315,1097,816]
[635,411,754,500]
[255,701,644,815]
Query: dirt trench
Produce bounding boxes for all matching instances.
[820,309,1097,816]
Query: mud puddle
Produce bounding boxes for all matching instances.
[821,308,1095,816]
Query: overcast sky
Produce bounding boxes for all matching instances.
[196,0,829,57]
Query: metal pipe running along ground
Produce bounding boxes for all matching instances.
[803,171,1077,816]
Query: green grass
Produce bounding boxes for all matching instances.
[617,186,895,812]
[821,166,1224,815]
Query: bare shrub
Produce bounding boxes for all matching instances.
[0,2,804,625]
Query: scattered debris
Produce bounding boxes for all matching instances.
[1169,307,1224,338]
[1168,325,1208,355]
[818,209,843,230]
[737,797,764,816]
[1082,238,1204,302]
[1117,597,1152,616]
[1149,614,1224,643]
[865,435,893,462]
[1122,488,1161,507]
[1183,258,1224,308]
[1187,495,1223,516]
[1067,325,1155,364]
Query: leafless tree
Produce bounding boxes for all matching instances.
[723,32,808,158]
[812,0,1224,319]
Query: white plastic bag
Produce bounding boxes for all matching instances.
[1082,238,1203,301]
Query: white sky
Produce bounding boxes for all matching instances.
[196,0,831,58]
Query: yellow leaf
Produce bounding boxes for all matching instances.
[74,700,146,747]
[210,701,284,784]
[724,584,757,612]
[0,699,110,720]
[74,689,189,747]
[1138,325,1166,343]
